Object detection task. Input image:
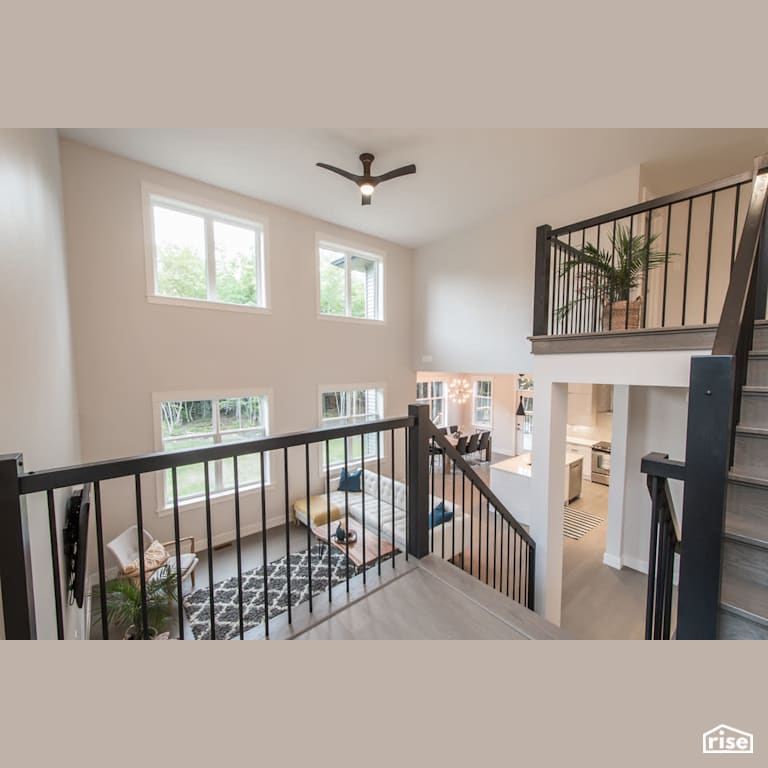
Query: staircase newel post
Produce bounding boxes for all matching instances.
[533,224,553,337]
[407,404,430,559]
[0,453,36,639]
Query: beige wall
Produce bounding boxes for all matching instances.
[59,139,415,561]
[0,129,82,638]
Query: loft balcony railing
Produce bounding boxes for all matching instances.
[532,167,766,353]
[0,403,534,640]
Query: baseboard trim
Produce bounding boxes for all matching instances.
[623,553,680,585]
[602,552,623,570]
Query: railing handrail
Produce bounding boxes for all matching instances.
[713,154,768,355]
[550,169,753,238]
[427,425,535,548]
[14,415,415,495]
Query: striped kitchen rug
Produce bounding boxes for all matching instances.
[563,506,604,540]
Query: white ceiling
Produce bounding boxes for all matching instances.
[59,129,768,248]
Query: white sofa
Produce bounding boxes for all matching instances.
[293,470,468,560]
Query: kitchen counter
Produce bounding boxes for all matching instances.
[565,435,597,447]
[489,452,583,525]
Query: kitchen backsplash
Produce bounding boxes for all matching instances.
[566,411,613,443]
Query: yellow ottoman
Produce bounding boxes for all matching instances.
[293,495,341,527]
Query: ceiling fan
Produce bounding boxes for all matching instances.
[316,153,416,205]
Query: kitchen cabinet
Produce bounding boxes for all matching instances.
[567,383,597,426]
[566,441,592,480]
[567,383,613,427]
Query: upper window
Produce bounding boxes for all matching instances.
[320,387,384,468]
[318,240,383,321]
[157,393,270,508]
[416,380,446,426]
[472,379,492,428]
[147,192,267,310]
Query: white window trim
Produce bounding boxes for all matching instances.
[416,378,447,427]
[317,382,386,472]
[315,233,386,324]
[471,376,494,430]
[152,387,274,516]
[142,182,271,314]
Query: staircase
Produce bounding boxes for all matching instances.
[721,323,768,638]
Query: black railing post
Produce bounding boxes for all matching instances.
[407,404,429,558]
[0,454,36,639]
[676,356,734,639]
[755,188,768,323]
[533,224,552,336]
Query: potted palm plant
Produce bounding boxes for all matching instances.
[94,566,178,639]
[556,223,670,330]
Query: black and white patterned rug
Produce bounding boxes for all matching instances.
[182,544,353,640]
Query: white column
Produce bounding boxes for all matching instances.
[603,384,629,570]
[529,379,568,624]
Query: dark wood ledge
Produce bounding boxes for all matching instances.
[529,320,768,355]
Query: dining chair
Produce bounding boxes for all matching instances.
[477,431,491,462]
[428,437,445,472]
[465,432,480,463]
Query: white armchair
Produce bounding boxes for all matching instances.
[106,526,198,588]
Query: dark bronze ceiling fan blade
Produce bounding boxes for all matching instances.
[373,164,417,183]
[316,162,362,183]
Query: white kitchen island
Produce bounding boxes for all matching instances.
[489,451,583,526]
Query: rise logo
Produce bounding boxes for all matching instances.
[702,725,754,755]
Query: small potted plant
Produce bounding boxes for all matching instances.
[94,566,178,639]
[556,223,671,330]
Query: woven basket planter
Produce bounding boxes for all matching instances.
[603,297,642,331]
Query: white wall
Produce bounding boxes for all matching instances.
[0,129,82,639]
[412,166,642,374]
[59,139,415,565]
[621,385,687,573]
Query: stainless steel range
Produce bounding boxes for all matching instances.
[591,441,611,486]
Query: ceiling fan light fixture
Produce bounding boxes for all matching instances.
[316,152,416,207]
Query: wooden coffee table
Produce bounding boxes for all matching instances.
[311,517,399,571]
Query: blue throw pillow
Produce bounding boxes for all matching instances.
[338,468,362,492]
[428,501,454,529]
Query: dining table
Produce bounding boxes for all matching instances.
[445,431,492,462]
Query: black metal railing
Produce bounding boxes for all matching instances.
[640,453,684,640]
[534,170,756,337]
[0,402,535,639]
[426,424,536,609]
[641,153,768,639]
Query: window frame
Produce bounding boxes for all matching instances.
[471,378,493,429]
[416,379,447,427]
[143,183,271,314]
[315,234,386,324]
[152,388,273,515]
[318,383,386,471]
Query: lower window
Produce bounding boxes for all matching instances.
[158,394,270,507]
[320,388,384,468]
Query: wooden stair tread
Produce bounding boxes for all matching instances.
[724,507,768,550]
[730,469,768,488]
[734,425,768,437]
[742,386,768,395]
[720,571,768,627]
